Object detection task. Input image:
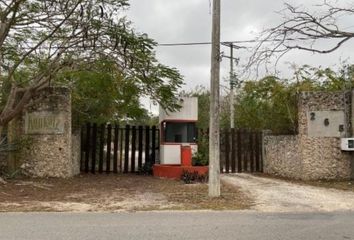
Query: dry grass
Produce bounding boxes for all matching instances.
[0,174,253,212]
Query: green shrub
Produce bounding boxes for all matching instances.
[181,170,208,184]
[193,130,209,166]
[137,161,153,175]
[192,151,208,166]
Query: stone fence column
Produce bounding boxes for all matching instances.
[8,87,77,178]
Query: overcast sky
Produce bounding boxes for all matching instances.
[125,0,354,112]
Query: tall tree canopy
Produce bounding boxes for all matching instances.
[0,0,183,131]
[188,64,354,134]
[58,58,157,125]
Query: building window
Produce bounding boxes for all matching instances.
[163,122,197,143]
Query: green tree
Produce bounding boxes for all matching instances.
[58,59,162,126]
[235,76,298,134]
[0,0,183,136]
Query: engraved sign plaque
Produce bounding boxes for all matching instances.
[25,112,65,134]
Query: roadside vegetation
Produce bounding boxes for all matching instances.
[188,64,354,135]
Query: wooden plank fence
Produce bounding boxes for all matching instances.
[197,128,263,173]
[80,124,160,174]
[220,129,263,173]
[80,124,263,174]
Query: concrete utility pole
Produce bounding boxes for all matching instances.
[229,44,235,129]
[221,42,241,129]
[208,0,221,197]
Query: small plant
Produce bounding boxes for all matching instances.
[2,169,22,180]
[137,161,154,175]
[181,170,208,184]
[192,151,208,166]
[0,136,17,153]
[194,130,209,166]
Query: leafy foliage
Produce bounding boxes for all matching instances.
[181,170,208,184]
[137,161,154,175]
[57,59,158,125]
[192,151,208,166]
[186,65,354,135]
[0,0,183,127]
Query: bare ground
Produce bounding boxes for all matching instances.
[254,173,354,192]
[222,174,354,213]
[0,174,252,212]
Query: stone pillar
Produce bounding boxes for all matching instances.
[298,91,352,180]
[9,87,77,178]
[351,90,354,179]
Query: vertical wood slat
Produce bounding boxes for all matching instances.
[224,130,230,173]
[250,131,255,172]
[260,131,264,172]
[113,125,119,173]
[231,128,236,173]
[255,131,260,172]
[91,123,97,174]
[98,124,105,173]
[85,123,91,173]
[80,125,85,172]
[157,128,160,163]
[119,128,124,172]
[145,126,150,164]
[106,124,112,173]
[131,126,137,173]
[237,129,242,173]
[138,126,143,170]
[151,126,156,164]
[124,125,130,173]
[219,130,223,172]
[243,130,249,172]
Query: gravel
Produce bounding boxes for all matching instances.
[222,173,354,212]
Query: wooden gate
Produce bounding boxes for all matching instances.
[197,129,263,173]
[220,129,263,173]
[80,124,160,174]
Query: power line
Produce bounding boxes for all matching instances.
[157,40,252,47]
[157,37,315,47]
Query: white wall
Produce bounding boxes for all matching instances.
[160,144,198,165]
[159,97,198,123]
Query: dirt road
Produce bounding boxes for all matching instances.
[222,174,354,212]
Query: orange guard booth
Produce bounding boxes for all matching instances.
[153,97,208,179]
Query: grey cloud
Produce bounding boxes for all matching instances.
[127,0,354,90]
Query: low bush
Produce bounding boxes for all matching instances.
[181,170,208,184]
[137,161,154,175]
[192,151,208,166]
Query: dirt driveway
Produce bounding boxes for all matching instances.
[222,174,354,212]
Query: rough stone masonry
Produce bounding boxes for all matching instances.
[7,87,80,178]
[264,91,354,180]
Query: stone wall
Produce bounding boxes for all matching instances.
[8,87,80,178]
[264,135,302,179]
[71,130,81,176]
[0,154,6,172]
[264,91,354,180]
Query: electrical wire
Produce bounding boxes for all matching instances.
[157,37,315,47]
[157,40,253,47]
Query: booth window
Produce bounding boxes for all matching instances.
[163,122,197,143]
